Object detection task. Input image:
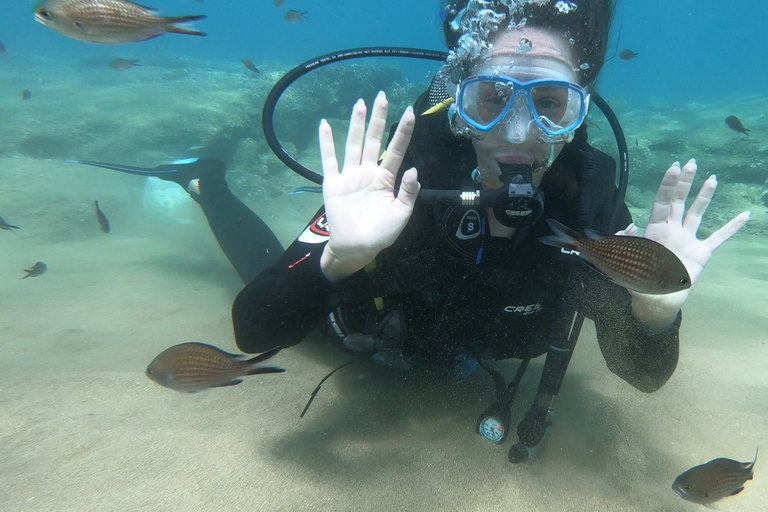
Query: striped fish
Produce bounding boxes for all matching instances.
[146,343,284,393]
[33,0,206,45]
[539,219,691,295]
[673,449,758,504]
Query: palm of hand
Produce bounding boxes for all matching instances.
[318,92,420,281]
[630,160,749,313]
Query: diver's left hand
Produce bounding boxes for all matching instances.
[629,159,750,327]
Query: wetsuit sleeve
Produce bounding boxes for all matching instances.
[231,210,341,353]
[582,196,681,393]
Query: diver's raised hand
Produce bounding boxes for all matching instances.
[319,91,420,282]
[630,159,750,327]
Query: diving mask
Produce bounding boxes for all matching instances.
[456,74,589,143]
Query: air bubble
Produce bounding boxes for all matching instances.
[519,37,533,53]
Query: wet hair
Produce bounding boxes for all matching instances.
[441,0,615,86]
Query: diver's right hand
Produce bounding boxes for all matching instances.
[319,91,420,283]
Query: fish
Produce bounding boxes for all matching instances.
[109,58,140,70]
[0,214,20,232]
[539,218,691,295]
[274,0,284,7]
[285,10,308,23]
[23,261,47,279]
[0,39,5,54]
[673,449,758,504]
[289,186,323,195]
[725,115,750,136]
[146,343,285,393]
[94,200,110,233]
[22,89,32,100]
[619,49,638,61]
[241,58,259,73]
[33,0,207,44]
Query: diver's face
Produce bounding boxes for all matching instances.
[470,27,578,188]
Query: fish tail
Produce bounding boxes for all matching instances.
[164,15,207,37]
[538,219,581,251]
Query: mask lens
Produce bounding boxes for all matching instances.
[458,78,515,130]
[530,84,583,134]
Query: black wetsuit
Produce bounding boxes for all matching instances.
[211,91,680,394]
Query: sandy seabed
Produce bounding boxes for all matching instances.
[1,155,767,512]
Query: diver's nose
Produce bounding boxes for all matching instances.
[503,95,532,144]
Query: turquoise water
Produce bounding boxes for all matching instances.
[1,2,767,511]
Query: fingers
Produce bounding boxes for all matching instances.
[704,211,750,253]
[380,106,415,173]
[669,159,696,223]
[614,223,637,236]
[361,91,389,165]
[648,163,681,224]
[319,119,339,177]
[396,167,421,210]
[343,99,367,169]
[683,174,716,234]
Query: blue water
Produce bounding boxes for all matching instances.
[2,0,765,103]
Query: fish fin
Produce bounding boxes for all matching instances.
[583,228,605,240]
[247,345,283,364]
[246,366,286,376]
[729,486,745,496]
[538,218,580,251]
[126,1,160,11]
[212,379,243,388]
[163,15,207,37]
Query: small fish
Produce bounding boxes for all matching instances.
[274,0,284,7]
[94,200,110,233]
[0,214,20,232]
[289,186,323,195]
[23,261,47,279]
[0,39,6,54]
[33,0,207,44]
[285,10,308,23]
[619,49,638,61]
[539,219,691,295]
[109,58,140,70]
[673,449,758,504]
[725,115,750,136]
[22,89,32,100]
[241,58,259,73]
[146,343,285,393]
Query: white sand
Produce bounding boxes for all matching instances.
[1,157,766,512]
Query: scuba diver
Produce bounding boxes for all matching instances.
[70,0,749,463]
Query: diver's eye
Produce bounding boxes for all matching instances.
[37,9,51,19]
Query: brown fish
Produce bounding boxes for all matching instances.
[285,10,308,23]
[241,58,259,73]
[33,0,207,44]
[619,49,638,61]
[673,449,757,504]
[0,214,20,232]
[0,39,6,55]
[539,219,691,295]
[274,0,284,7]
[94,200,110,233]
[146,343,284,393]
[725,115,750,136]
[23,261,47,279]
[22,89,31,100]
[109,58,140,70]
